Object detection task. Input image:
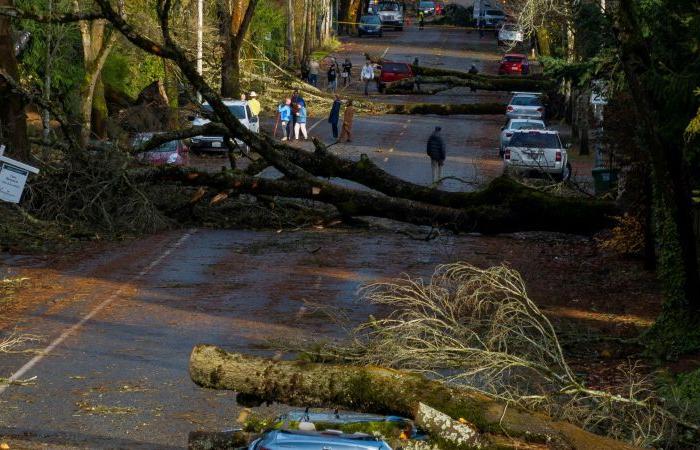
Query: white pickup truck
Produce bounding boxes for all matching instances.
[498,23,524,46]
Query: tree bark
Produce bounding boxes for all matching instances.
[0,0,29,161]
[188,345,638,450]
[218,0,258,98]
[386,74,554,95]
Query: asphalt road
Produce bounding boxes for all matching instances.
[0,18,536,449]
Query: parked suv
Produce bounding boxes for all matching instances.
[499,118,546,156]
[506,92,545,119]
[498,53,530,75]
[377,1,404,30]
[377,61,414,92]
[498,23,523,46]
[503,130,571,180]
[358,15,383,37]
[190,100,259,152]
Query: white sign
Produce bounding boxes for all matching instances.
[0,146,40,204]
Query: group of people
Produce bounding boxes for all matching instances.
[240,91,261,116]
[277,90,309,141]
[306,57,353,93]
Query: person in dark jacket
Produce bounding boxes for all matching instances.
[327,64,338,92]
[468,63,479,92]
[426,126,446,185]
[328,95,342,140]
[342,58,352,86]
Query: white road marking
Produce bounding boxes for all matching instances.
[308,118,325,133]
[0,230,195,395]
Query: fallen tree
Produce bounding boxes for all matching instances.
[385,75,553,95]
[189,345,637,450]
[388,102,505,115]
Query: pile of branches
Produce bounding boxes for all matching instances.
[288,263,699,448]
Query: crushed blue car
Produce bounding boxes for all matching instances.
[248,429,393,450]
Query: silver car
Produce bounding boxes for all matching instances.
[506,92,545,120]
[190,100,259,152]
[248,429,392,450]
[499,118,546,156]
[503,129,571,180]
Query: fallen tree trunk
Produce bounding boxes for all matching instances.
[389,102,505,115]
[187,430,247,450]
[189,345,638,450]
[385,75,553,95]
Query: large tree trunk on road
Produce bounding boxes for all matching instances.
[386,75,553,95]
[188,345,638,450]
[0,0,30,161]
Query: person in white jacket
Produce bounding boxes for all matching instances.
[361,61,375,96]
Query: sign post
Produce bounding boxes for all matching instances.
[0,145,40,204]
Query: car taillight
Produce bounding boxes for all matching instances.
[505,132,513,137]
[507,106,514,112]
[504,149,511,159]
[555,150,562,161]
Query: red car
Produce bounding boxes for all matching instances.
[133,132,190,166]
[498,53,530,75]
[377,61,414,92]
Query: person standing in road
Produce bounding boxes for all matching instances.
[468,64,479,92]
[327,64,338,93]
[289,90,306,138]
[361,61,374,96]
[426,126,446,185]
[295,104,309,140]
[308,59,320,86]
[328,95,342,141]
[342,58,352,87]
[413,57,421,92]
[248,91,261,116]
[278,98,292,141]
[339,100,355,142]
[418,11,425,30]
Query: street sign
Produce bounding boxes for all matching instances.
[0,145,39,204]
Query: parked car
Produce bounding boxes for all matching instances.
[498,53,530,75]
[417,0,436,15]
[498,23,524,46]
[506,92,545,119]
[358,14,383,37]
[503,130,571,180]
[190,100,259,152]
[480,8,506,27]
[499,118,546,156]
[132,132,189,166]
[377,1,404,30]
[248,429,392,450]
[377,61,414,92]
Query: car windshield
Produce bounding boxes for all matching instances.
[510,121,544,130]
[510,96,542,106]
[152,141,178,153]
[509,132,560,148]
[382,62,410,73]
[203,104,246,119]
[379,3,400,11]
[420,2,435,8]
[504,56,525,62]
[361,15,381,24]
[502,24,519,30]
[487,9,504,16]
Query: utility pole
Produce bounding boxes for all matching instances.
[197,0,203,103]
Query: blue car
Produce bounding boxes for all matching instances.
[358,15,383,37]
[248,429,392,450]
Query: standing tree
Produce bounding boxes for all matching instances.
[217,0,259,98]
[0,0,30,160]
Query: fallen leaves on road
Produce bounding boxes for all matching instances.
[75,401,136,415]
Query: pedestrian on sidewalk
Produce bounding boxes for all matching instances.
[327,64,338,93]
[339,100,355,142]
[426,126,446,185]
[295,104,308,140]
[308,59,320,86]
[342,58,353,87]
[361,60,374,96]
[248,91,261,116]
[329,95,342,141]
[278,98,292,141]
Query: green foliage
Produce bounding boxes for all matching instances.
[102,44,165,99]
[247,0,287,64]
[658,368,700,445]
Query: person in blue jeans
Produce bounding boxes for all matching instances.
[328,95,341,140]
[278,98,292,141]
[294,105,308,140]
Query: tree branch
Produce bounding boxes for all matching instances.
[0,5,103,22]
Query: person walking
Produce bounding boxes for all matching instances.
[418,11,425,30]
[308,59,320,86]
[468,64,479,92]
[289,90,305,138]
[248,91,261,116]
[426,126,446,185]
[294,104,308,140]
[339,100,355,142]
[361,60,374,96]
[342,58,352,87]
[328,95,342,140]
[278,98,292,141]
[327,64,338,93]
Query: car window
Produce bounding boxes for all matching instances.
[502,24,518,31]
[245,105,253,119]
[203,104,247,119]
[378,3,399,11]
[510,121,545,130]
[503,56,525,62]
[382,63,410,73]
[487,9,504,15]
[509,132,560,148]
[361,15,381,24]
[153,141,179,152]
[510,96,542,106]
[420,2,435,8]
